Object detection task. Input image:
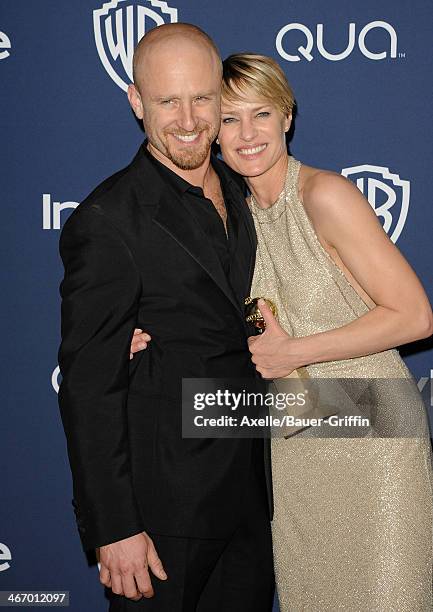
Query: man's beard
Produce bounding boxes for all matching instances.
[158,124,218,170]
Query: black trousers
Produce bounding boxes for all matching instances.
[108,441,274,612]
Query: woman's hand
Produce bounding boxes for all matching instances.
[130,329,151,359]
[248,300,305,378]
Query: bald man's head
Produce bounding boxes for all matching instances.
[132,23,222,91]
[127,23,222,172]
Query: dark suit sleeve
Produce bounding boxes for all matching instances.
[58,206,143,551]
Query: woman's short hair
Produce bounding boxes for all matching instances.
[222,53,295,116]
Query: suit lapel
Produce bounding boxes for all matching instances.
[132,144,254,317]
[153,186,243,316]
[216,161,257,298]
[231,192,257,296]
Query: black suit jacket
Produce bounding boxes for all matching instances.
[58,143,272,551]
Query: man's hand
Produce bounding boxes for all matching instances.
[98,531,167,600]
[248,299,303,378]
[130,329,151,360]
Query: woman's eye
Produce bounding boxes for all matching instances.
[222,117,236,124]
[257,111,270,118]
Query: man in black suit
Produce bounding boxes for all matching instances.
[59,23,274,611]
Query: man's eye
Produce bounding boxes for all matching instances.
[161,99,173,105]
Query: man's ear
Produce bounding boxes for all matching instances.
[284,113,292,133]
[127,84,144,120]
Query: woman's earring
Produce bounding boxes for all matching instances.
[216,138,220,145]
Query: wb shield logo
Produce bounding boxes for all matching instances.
[341,165,410,243]
[94,0,178,91]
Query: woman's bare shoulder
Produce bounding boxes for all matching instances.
[298,162,372,224]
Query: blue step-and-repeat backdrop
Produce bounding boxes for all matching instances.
[2,1,432,610]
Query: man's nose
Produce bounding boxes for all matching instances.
[178,102,197,132]
[239,119,257,142]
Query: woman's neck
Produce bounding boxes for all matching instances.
[246,153,289,209]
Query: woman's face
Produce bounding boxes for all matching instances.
[219,89,291,178]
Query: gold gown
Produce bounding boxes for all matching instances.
[250,157,433,611]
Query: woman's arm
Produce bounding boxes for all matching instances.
[248,172,433,378]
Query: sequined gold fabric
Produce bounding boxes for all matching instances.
[250,157,433,610]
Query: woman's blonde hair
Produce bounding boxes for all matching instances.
[222,53,295,116]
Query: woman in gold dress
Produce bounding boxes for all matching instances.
[133,54,433,610]
[218,53,433,611]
